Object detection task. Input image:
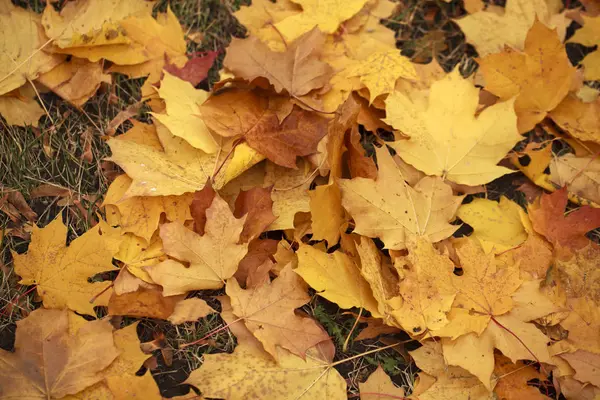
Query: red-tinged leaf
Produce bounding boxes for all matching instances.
[529,187,600,251]
[235,238,278,284]
[164,51,218,86]
[190,180,216,235]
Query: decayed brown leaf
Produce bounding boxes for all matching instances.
[0,309,119,399]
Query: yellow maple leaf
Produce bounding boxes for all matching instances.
[386,69,521,185]
[457,197,528,254]
[296,244,380,314]
[103,174,192,243]
[275,0,369,42]
[186,343,346,400]
[442,314,551,389]
[0,90,44,127]
[479,20,576,132]
[456,0,567,57]
[226,264,330,359]
[359,366,405,399]
[107,121,258,197]
[339,146,463,250]
[0,309,119,399]
[308,183,344,246]
[390,238,457,334]
[12,216,119,315]
[42,0,153,49]
[347,50,417,102]
[151,71,218,153]
[356,237,402,326]
[548,154,600,206]
[146,194,248,295]
[264,159,313,230]
[71,322,162,400]
[568,15,600,80]
[551,94,600,144]
[36,58,111,107]
[410,341,495,400]
[234,0,300,51]
[0,5,63,95]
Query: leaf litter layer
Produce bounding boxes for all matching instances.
[1,0,600,399]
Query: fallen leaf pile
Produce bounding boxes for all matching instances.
[2,0,600,399]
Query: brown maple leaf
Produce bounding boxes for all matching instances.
[201,89,328,168]
[223,27,332,97]
[226,264,330,359]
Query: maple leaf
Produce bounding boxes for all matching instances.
[346,50,417,102]
[385,69,522,186]
[186,343,346,400]
[223,28,333,97]
[103,174,193,243]
[479,20,576,132]
[42,0,153,49]
[74,321,162,399]
[528,187,600,251]
[442,314,551,389]
[0,4,63,95]
[163,51,218,86]
[265,159,313,230]
[146,193,248,295]
[355,237,403,327]
[233,186,277,243]
[201,89,329,168]
[0,309,119,399]
[359,366,405,399]
[167,297,216,325]
[550,94,600,144]
[0,88,44,127]
[560,350,600,388]
[309,183,345,246]
[107,120,259,197]
[493,354,549,400]
[12,216,119,315]
[36,58,110,107]
[108,287,184,319]
[552,243,600,353]
[457,197,528,254]
[151,71,218,153]
[236,238,279,284]
[226,264,330,359]
[390,238,457,335]
[190,179,217,236]
[548,154,600,206]
[455,0,567,57]
[234,0,300,51]
[275,0,370,42]
[567,15,600,80]
[112,231,165,282]
[339,146,463,250]
[296,244,380,314]
[410,341,494,400]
